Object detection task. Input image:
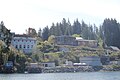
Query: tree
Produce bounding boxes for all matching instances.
[38,28,42,37]
[72,19,82,35]
[65,19,72,35]
[101,18,120,48]
[49,23,56,35]
[48,35,55,44]
[81,21,89,39]
[42,26,49,41]
[28,28,37,37]
[72,34,81,37]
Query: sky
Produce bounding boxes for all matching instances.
[0,0,120,34]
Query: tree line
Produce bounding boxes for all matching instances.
[37,18,120,49]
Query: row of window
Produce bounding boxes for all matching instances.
[15,45,33,49]
[13,39,35,43]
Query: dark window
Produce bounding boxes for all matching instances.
[27,45,29,48]
[16,45,18,48]
[19,45,22,48]
[45,64,48,67]
[24,45,26,48]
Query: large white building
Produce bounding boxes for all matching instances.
[79,56,102,66]
[11,34,37,54]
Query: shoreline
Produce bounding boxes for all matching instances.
[1,65,120,74]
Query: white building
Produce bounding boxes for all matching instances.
[79,56,102,66]
[11,34,36,54]
[65,60,73,66]
[41,62,55,68]
[26,63,41,68]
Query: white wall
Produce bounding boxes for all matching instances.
[79,56,102,66]
[11,36,36,54]
[41,62,55,68]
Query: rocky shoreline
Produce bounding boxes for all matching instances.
[1,65,120,73]
[42,66,120,73]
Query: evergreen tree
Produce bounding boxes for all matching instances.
[56,22,62,36]
[42,26,49,41]
[81,21,89,39]
[61,18,67,35]
[38,28,42,37]
[65,19,72,35]
[101,18,120,48]
[49,23,55,35]
[72,19,81,35]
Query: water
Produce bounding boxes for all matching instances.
[0,72,120,80]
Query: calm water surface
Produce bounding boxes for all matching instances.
[0,72,120,80]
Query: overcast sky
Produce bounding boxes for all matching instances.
[0,0,120,34]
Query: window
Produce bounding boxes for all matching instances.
[16,45,18,48]
[27,45,29,48]
[24,45,26,48]
[18,40,19,42]
[19,45,22,48]
[45,64,48,67]
[31,45,33,48]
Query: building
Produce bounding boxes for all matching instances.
[55,36,98,47]
[11,34,36,54]
[26,63,42,73]
[106,46,120,51]
[41,62,55,68]
[55,35,77,46]
[110,60,120,65]
[26,63,41,68]
[65,60,73,66]
[76,37,98,48]
[3,61,14,73]
[79,56,102,66]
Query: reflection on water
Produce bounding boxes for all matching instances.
[0,72,120,80]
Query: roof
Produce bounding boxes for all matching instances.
[73,63,86,66]
[76,37,83,40]
[76,39,97,42]
[14,34,34,37]
[109,46,120,51]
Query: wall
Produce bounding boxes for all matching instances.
[11,35,36,54]
[79,56,102,66]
